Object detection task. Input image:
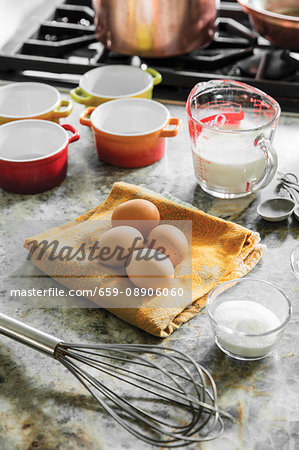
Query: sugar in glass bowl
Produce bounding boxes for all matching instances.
[206,279,292,361]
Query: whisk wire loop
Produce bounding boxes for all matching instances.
[60,357,204,446]
[65,345,223,413]
[59,345,223,419]
[54,343,228,446]
[60,347,204,431]
[0,313,232,448]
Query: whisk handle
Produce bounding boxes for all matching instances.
[0,313,61,357]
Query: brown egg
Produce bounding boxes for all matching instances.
[147,224,189,266]
[98,226,144,267]
[111,199,160,236]
[126,248,174,290]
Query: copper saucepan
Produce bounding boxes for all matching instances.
[92,0,217,57]
[238,0,299,50]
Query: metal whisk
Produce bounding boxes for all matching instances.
[0,313,233,447]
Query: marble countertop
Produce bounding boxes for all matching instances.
[0,93,298,450]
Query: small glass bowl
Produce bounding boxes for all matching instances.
[206,279,292,361]
[290,242,299,279]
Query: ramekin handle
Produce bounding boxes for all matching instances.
[160,118,182,137]
[70,86,93,105]
[79,107,95,127]
[146,68,162,85]
[61,124,80,143]
[52,99,73,119]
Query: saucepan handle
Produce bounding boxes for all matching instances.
[247,135,278,193]
[160,118,182,138]
[60,124,80,144]
[80,107,95,127]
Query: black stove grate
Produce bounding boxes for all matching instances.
[1,0,299,111]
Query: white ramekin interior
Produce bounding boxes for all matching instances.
[0,120,68,162]
[80,65,153,98]
[0,82,60,118]
[90,99,170,136]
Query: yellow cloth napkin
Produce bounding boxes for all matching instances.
[23,182,265,337]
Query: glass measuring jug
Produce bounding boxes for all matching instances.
[186,80,281,198]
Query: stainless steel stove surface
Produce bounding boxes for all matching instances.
[1,0,299,111]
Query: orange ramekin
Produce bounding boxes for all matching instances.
[80,98,181,168]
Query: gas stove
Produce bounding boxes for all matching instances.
[1,0,299,111]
